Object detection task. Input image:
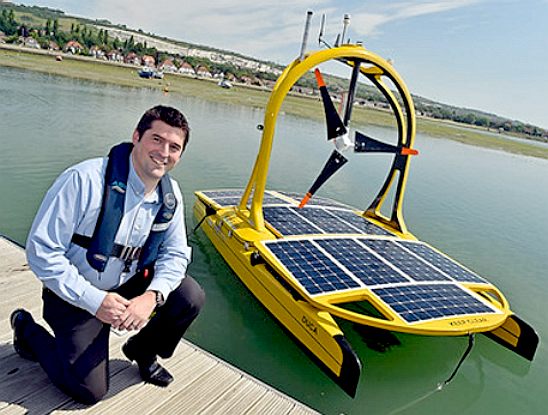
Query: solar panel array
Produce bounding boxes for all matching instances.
[262,236,496,324]
[200,189,289,207]
[400,241,487,283]
[266,239,361,295]
[200,189,392,237]
[276,191,352,209]
[262,206,320,235]
[372,283,495,323]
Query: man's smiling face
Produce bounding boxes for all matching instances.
[131,120,185,190]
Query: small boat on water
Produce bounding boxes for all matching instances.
[193,12,539,397]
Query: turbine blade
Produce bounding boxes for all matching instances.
[299,150,348,208]
[315,68,347,140]
[354,131,418,155]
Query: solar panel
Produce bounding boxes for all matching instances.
[372,283,497,323]
[264,206,323,235]
[277,191,353,209]
[360,239,451,282]
[291,207,360,234]
[263,205,394,237]
[200,190,290,208]
[316,238,410,286]
[328,209,392,236]
[201,190,391,237]
[261,235,499,324]
[397,241,487,284]
[266,239,361,295]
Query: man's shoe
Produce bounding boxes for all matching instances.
[122,339,173,387]
[10,309,37,361]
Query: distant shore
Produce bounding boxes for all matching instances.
[2,44,547,160]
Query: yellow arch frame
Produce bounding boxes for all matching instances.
[239,45,417,234]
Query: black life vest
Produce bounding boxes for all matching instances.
[72,142,177,273]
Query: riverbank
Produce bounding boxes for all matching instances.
[2,45,547,160]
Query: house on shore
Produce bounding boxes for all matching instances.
[89,45,105,59]
[158,59,177,73]
[125,52,141,66]
[47,40,60,51]
[64,40,84,54]
[20,36,41,49]
[142,55,155,67]
[178,61,194,75]
[106,49,123,62]
[196,65,212,78]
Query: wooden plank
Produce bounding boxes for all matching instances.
[0,236,319,415]
[57,347,217,414]
[244,389,296,414]
[152,363,242,414]
[201,377,268,414]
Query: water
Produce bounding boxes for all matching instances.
[1,66,547,414]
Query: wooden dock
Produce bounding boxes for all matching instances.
[0,236,319,414]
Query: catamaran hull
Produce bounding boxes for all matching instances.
[193,199,362,397]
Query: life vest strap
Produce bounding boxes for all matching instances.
[72,234,143,262]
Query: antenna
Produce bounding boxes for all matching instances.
[299,11,313,61]
[341,14,350,45]
[318,14,326,45]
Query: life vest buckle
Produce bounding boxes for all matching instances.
[119,245,142,261]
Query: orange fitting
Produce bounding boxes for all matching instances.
[299,192,312,208]
[314,68,326,88]
[401,147,419,156]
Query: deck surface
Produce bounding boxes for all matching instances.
[0,236,318,415]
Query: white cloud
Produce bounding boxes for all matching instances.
[80,0,331,61]
[350,0,481,36]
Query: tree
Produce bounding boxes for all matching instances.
[0,8,18,35]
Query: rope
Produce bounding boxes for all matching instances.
[189,205,216,236]
[440,333,475,388]
[389,334,476,414]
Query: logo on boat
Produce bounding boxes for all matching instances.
[302,316,318,334]
[449,316,487,327]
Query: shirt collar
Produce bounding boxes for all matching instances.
[128,154,160,204]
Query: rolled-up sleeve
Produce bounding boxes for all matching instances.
[26,168,107,315]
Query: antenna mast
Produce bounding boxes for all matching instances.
[341,14,350,44]
[299,11,313,61]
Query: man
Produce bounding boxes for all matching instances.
[10,105,205,404]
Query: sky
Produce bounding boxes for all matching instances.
[14,0,548,128]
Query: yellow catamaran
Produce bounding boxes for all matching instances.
[193,12,538,396]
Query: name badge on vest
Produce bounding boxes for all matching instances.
[152,222,170,232]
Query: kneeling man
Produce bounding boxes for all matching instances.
[11,105,205,404]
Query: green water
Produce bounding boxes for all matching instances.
[1,66,547,414]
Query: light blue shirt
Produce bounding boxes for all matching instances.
[26,153,192,316]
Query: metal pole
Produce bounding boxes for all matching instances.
[299,11,313,61]
[341,14,350,44]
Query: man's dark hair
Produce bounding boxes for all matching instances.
[135,105,190,148]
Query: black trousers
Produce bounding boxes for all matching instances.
[23,275,205,404]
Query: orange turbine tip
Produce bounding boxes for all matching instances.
[299,193,312,209]
[401,147,419,156]
[314,68,326,88]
